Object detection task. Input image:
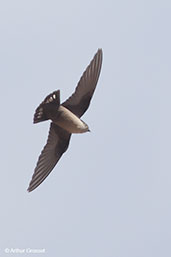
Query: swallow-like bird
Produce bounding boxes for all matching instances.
[27,49,103,192]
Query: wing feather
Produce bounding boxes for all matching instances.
[62,49,103,117]
[27,123,71,192]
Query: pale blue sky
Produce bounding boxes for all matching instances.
[0,0,170,256]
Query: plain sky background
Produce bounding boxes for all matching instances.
[0,0,170,256]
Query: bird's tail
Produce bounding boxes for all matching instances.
[33,90,60,123]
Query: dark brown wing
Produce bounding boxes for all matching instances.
[27,123,71,192]
[62,49,103,117]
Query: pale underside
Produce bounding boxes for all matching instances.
[54,106,88,133]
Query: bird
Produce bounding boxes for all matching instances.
[27,49,103,192]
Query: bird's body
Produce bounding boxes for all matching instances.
[28,49,103,192]
[54,106,89,133]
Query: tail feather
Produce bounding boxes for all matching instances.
[33,90,60,124]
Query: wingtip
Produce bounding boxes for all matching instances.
[27,186,32,193]
[27,185,36,193]
[27,180,39,192]
[27,182,36,192]
[97,48,103,54]
[95,48,103,62]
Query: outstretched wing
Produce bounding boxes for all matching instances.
[28,123,71,192]
[62,49,103,117]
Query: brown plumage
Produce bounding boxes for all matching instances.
[28,49,103,192]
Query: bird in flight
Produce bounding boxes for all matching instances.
[28,49,103,192]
